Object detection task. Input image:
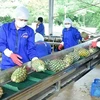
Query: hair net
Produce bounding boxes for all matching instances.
[14,6,29,20]
[63,18,72,25]
[38,17,43,22]
[35,33,44,42]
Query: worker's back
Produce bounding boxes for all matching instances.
[35,33,52,58]
[35,41,51,58]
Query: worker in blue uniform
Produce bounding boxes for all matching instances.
[35,33,52,58]
[0,6,38,70]
[58,18,82,50]
[35,17,45,36]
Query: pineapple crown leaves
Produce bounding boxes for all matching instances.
[23,66,26,69]
[44,60,51,69]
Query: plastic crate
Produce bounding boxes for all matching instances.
[90,79,100,97]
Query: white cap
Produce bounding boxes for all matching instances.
[14,6,29,20]
[64,18,72,25]
[35,33,44,42]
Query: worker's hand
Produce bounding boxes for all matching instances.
[10,53,23,66]
[25,67,31,72]
[84,36,89,40]
[25,62,32,72]
[31,57,39,72]
[36,23,39,28]
[91,41,97,48]
[58,44,63,50]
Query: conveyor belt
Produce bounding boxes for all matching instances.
[49,64,100,100]
[1,70,55,100]
[0,40,100,100]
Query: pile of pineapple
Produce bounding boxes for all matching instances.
[46,46,98,72]
[10,47,98,83]
[11,59,47,83]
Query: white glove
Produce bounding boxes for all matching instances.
[60,41,64,45]
[32,57,38,61]
[4,48,13,57]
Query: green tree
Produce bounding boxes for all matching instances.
[0,0,100,32]
[0,16,13,24]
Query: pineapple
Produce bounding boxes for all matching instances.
[63,55,73,66]
[31,59,46,72]
[0,87,3,98]
[69,52,80,62]
[74,47,81,52]
[89,48,98,54]
[78,48,90,57]
[47,59,66,72]
[11,66,27,83]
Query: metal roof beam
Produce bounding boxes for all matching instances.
[49,0,54,36]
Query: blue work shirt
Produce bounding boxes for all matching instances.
[62,26,82,49]
[36,23,45,36]
[0,21,37,70]
[35,41,51,58]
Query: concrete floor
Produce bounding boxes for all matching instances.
[47,65,100,100]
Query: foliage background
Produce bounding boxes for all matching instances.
[0,0,100,32]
